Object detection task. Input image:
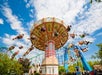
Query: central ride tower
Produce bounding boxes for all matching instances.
[30,17,68,75]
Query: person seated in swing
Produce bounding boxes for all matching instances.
[68,43,74,48]
[66,25,72,31]
[84,41,92,45]
[70,33,76,38]
[54,31,59,36]
[41,26,46,32]
[80,47,88,52]
[19,46,23,49]
[29,45,34,52]
[78,41,84,45]
[79,33,89,38]
[12,34,24,40]
[30,35,36,40]
[23,45,34,56]
[75,66,82,75]
[11,50,19,60]
[8,45,15,51]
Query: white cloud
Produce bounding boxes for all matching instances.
[33,0,86,24]
[24,0,27,3]
[2,7,25,34]
[26,3,30,8]
[27,20,35,31]
[33,0,102,39]
[2,33,43,60]
[72,2,102,34]
[2,34,16,46]
[95,32,102,36]
[0,4,43,62]
[1,6,31,58]
[2,33,32,57]
[0,18,4,24]
[1,0,102,62]
[2,6,30,43]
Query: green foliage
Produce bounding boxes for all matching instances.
[90,0,93,3]
[88,60,100,69]
[90,0,102,3]
[34,73,40,75]
[59,62,83,75]
[96,43,102,64]
[0,53,23,75]
[68,60,84,72]
[91,43,102,65]
[18,58,31,73]
[68,65,76,72]
[59,66,66,75]
[88,61,96,69]
[66,72,74,75]
[58,61,98,74]
[96,0,101,2]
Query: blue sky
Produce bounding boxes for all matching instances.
[0,0,102,63]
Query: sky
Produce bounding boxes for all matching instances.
[0,0,102,64]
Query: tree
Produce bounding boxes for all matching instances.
[96,0,102,2]
[90,0,102,3]
[91,43,102,65]
[90,0,93,3]
[18,58,31,73]
[0,53,23,75]
[96,43,102,64]
[59,66,66,75]
[34,73,40,75]
[88,60,100,69]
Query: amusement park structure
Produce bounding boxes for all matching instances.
[30,17,92,74]
[0,17,93,75]
[63,44,92,73]
[30,17,68,75]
